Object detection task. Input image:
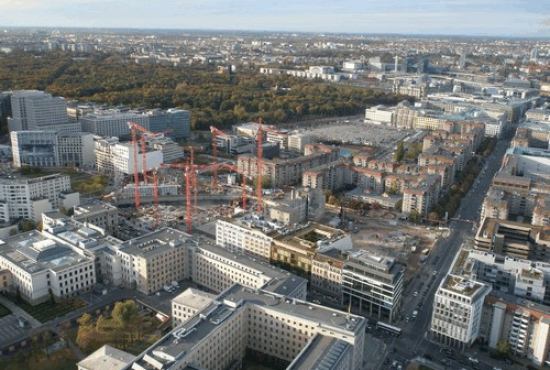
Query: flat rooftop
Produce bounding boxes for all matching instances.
[118,228,197,258]
[0,230,91,274]
[130,284,365,370]
[198,243,307,296]
[172,289,216,310]
[442,274,486,297]
[273,222,348,251]
[287,334,351,370]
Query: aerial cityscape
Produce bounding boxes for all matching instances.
[0,2,550,370]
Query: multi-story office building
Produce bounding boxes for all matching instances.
[0,230,96,304]
[11,130,58,167]
[430,274,491,348]
[192,243,307,300]
[0,269,12,292]
[11,131,95,168]
[481,188,510,221]
[216,217,276,261]
[342,251,405,323]
[474,218,550,261]
[8,90,80,133]
[272,223,352,276]
[115,228,192,294]
[94,138,163,175]
[56,132,96,168]
[149,136,185,163]
[311,249,345,301]
[80,108,190,140]
[120,183,179,199]
[171,288,216,327]
[125,284,365,370]
[525,108,550,122]
[73,203,119,237]
[0,92,11,119]
[0,173,79,222]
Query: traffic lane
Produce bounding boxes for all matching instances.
[400,227,469,345]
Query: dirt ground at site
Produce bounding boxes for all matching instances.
[322,207,443,284]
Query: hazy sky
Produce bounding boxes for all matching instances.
[2,0,550,37]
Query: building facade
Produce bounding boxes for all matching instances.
[342,251,404,323]
[0,174,79,222]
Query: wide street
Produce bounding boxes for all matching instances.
[370,134,513,370]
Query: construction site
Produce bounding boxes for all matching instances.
[107,119,438,289]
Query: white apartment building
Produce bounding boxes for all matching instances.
[11,131,96,168]
[94,138,163,176]
[125,284,365,370]
[216,218,275,261]
[120,183,179,198]
[0,230,96,304]
[0,173,79,222]
[480,292,550,366]
[365,105,395,125]
[171,288,216,327]
[464,249,550,304]
[430,274,491,348]
[149,137,184,163]
[288,133,317,153]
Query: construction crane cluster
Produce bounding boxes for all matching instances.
[127,118,269,235]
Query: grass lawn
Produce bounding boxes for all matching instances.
[0,302,11,317]
[1,294,87,322]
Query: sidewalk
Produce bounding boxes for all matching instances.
[0,294,42,327]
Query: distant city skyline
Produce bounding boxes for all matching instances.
[1,0,550,37]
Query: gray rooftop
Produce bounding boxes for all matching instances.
[287,334,351,370]
[128,284,364,370]
[0,230,91,274]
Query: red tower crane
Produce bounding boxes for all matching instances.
[131,123,141,210]
[153,167,159,228]
[163,162,193,234]
[127,122,172,186]
[210,126,232,192]
[218,163,250,211]
[256,119,264,213]
[189,146,198,215]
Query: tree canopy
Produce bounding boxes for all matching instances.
[0,50,411,130]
